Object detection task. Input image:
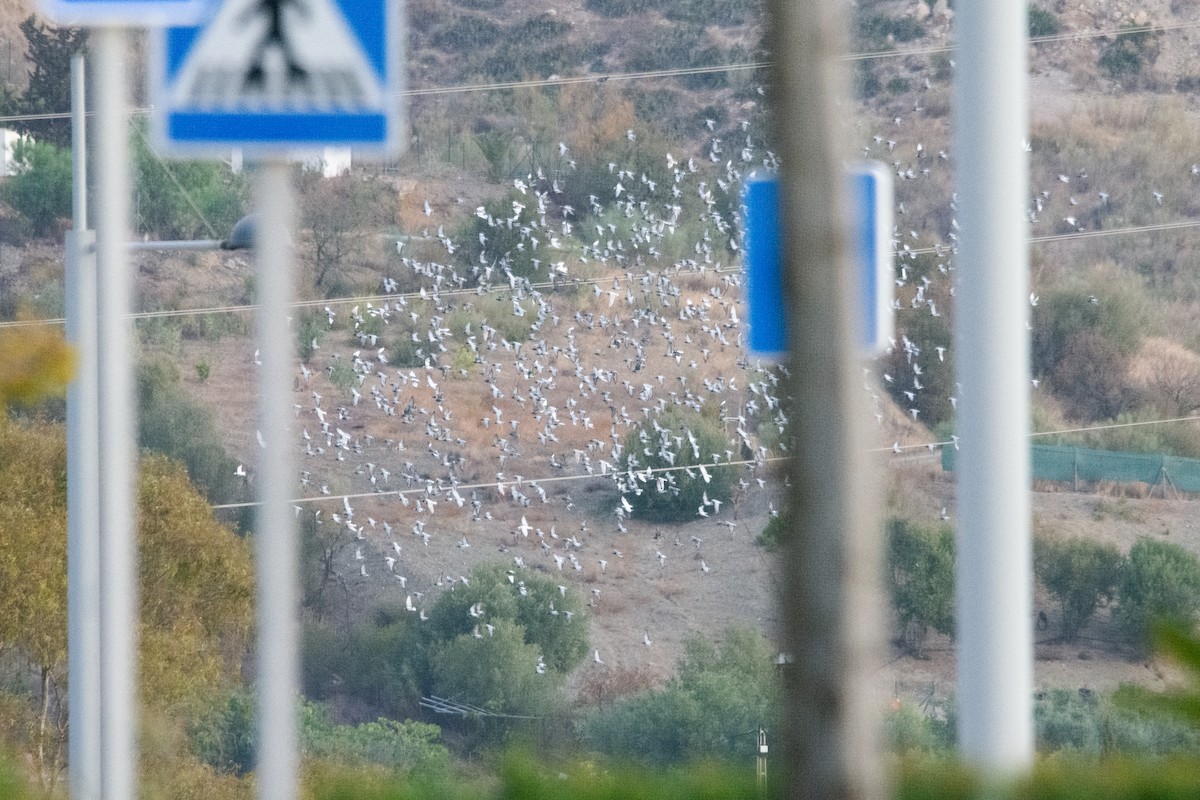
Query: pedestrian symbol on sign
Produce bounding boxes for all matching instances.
[243,0,310,92]
[169,0,383,112]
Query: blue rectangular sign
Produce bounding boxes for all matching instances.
[152,0,404,157]
[39,0,214,26]
[743,164,894,357]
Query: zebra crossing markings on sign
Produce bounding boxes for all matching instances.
[153,0,403,156]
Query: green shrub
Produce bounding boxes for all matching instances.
[430,14,501,51]
[624,25,731,90]
[885,702,951,755]
[137,359,251,523]
[756,510,791,550]
[132,123,249,240]
[297,310,327,363]
[1031,284,1147,382]
[1099,25,1159,81]
[1116,538,1200,651]
[857,14,924,50]
[428,618,564,719]
[189,688,257,775]
[1028,6,1061,38]
[1035,689,1103,755]
[855,62,882,99]
[2,137,72,238]
[427,563,589,675]
[664,0,757,26]
[583,0,657,17]
[887,518,956,655]
[482,14,580,81]
[301,701,449,775]
[578,628,778,765]
[883,298,955,429]
[1034,535,1124,640]
[621,407,735,523]
[328,359,357,391]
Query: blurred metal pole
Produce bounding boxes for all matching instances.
[71,54,87,228]
[953,0,1034,772]
[66,51,101,800]
[766,0,884,797]
[254,160,299,800]
[95,26,137,800]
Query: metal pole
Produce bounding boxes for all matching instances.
[94,26,138,800]
[71,54,87,229]
[66,54,100,800]
[766,0,884,797]
[254,160,299,800]
[953,0,1034,773]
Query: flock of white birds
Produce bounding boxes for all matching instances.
[214,24,1200,674]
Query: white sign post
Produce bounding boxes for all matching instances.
[151,6,404,800]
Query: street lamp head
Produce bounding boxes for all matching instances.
[221,214,256,250]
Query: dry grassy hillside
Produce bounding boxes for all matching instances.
[9,0,1200,720]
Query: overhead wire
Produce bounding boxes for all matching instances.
[211,453,783,511]
[210,411,1200,511]
[3,208,1198,330]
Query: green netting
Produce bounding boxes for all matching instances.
[941,443,1200,493]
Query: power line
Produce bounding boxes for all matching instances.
[211,453,777,511]
[4,209,1194,331]
[0,262,744,328]
[879,414,1200,456]
[210,412,1200,511]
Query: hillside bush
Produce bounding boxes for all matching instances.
[887,518,955,655]
[1031,283,1149,416]
[298,173,391,296]
[1052,331,1139,421]
[625,25,730,90]
[483,14,581,82]
[426,563,589,675]
[620,407,735,523]
[578,628,778,765]
[1029,6,1061,38]
[882,305,955,430]
[584,0,657,17]
[756,509,791,550]
[1116,537,1200,651]
[1,137,72,238]
[428,618,564,719]
[430,13,501,51]
[137,359,253,527]
[1034,535,1124,640]
[885,701,953,755]
[301,702,449,776]
[189,688,257,775]
[455,192,546,283]
[664,0,758,26]
[857,14,924,50]
[1099,25,1160,83]
[132,124,248,241]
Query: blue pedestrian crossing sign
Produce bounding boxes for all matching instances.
[152,0,403,156]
